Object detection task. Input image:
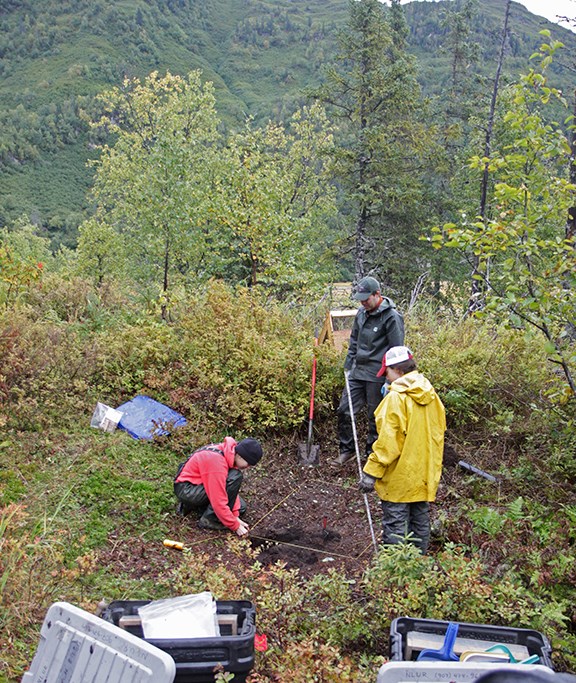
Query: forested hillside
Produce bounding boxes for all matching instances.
[1,0,575,247]
[404,0,576,94]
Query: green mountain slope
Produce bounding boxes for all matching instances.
[1,0,575,246]
[404,0,575,95]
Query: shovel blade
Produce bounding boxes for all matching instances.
[298,442,320,466]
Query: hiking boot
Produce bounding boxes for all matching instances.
[176,501,193,517]
[238,496,247,517]
[197,516,227,531]
[334,451,355,465]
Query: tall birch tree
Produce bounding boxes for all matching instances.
[85,71,220,319]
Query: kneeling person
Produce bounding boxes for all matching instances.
[174,437,263,537]
[359,346,445,553]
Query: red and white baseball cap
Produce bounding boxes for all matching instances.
[377,345,414,377]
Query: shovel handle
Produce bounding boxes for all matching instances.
[309,356,317,420]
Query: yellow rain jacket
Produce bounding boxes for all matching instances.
[364,371,446,503]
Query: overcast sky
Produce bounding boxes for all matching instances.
[385,1,576,32]
[518,0,576,29]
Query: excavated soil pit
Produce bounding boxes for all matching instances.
[248,480,378,575]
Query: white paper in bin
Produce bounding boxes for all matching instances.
[376,662,555,683]
[138,592,220,640]
[91,402,123,433]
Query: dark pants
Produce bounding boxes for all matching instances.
[337,378,384,455]
[381,501,430,554]
[174,469,246,525]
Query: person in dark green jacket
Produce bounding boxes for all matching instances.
[335,276,404,465]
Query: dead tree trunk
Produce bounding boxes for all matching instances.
[354,55,369,283]
[567,89,576,242]
[469,0,511,314]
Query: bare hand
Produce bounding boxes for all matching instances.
[235,520,250,537]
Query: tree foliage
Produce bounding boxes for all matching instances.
[0,217,49,309]
[75,218,125,287]
[86,70,220,318]
[207,104,337,297]
[432,39,576,396]
[80,71,338,309]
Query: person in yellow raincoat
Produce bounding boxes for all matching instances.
[359,346,445,553]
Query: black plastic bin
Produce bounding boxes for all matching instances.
[101,599,256,683]
[389,617,553,668]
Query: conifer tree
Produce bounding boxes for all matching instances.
[313,0,432,295]
[428,0,482,293]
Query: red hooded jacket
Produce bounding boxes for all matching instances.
[175,436,241,530]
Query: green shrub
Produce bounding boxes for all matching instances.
[545,408,576,479]
[0,309,99,431]
[0,505,71,678]
[468,506,507,536]
[0,279,323,436]
[2,277,575,679]
[361,542,569,641]
[406,303,554,438]
[163,280,316,434]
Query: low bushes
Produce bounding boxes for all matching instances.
[1,274,575,680]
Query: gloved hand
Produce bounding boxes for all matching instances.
[358,473,376,493]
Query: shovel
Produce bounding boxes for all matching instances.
[298,349,320,465]
[417,622,460,662]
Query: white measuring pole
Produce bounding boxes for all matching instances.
[344,370,379,553]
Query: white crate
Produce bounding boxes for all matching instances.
[22,602,175,683]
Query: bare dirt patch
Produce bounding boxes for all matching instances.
[247,478,377,575]
[163,433,383,579]
[98,432,464,583]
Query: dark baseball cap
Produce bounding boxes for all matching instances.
[352,276,380,301]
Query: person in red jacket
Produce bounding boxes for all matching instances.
[174,437,263,536]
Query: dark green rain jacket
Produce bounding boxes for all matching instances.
[344,297,404,383]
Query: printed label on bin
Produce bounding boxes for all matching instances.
[377,662,554,683]
[168,648,228,662]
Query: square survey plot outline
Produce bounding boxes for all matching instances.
[249,479,378,560]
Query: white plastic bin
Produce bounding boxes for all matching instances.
[22,601,175,682]
[377,661,555,683]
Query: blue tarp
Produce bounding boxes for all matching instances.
[115,395,187,440]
